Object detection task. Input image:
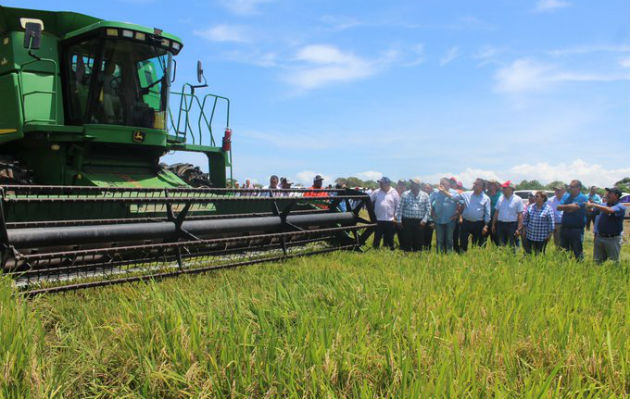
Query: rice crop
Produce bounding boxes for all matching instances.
[0,231,628,398]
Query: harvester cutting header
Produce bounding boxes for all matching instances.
[0,6,375,295]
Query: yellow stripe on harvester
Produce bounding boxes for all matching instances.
[0,129,17,135]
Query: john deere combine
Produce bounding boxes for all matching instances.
[0,6,375,295]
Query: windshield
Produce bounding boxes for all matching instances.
[64,37,171,130]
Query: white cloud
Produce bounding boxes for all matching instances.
[534,0,571,12]
[286,45,380,91]
[494,58,629,93]
[474,45,503,66]
[320,15,363,31]
[402,43,425,67]
[547,44,630,56]
[507,160,630,187]
[294,171,332,186]
[620,57,630,69]
[414,160,629,188]
[218,0,272,15]
[355,171,383,181]
[440,47,460,66]
[194,25,252,43]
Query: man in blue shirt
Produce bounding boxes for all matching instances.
[585,186,602,231]
[447,178,491,252]
[556,179,588,260]
[589,187,626,263]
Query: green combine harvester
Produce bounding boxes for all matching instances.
[0,6,375,295]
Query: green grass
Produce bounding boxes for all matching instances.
[1,231,629,398]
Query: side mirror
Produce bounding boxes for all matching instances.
[23,22,42,50]
[196,60,204,83]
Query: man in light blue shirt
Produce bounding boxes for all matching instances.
[431,177,459,253]
[456,178,491,252]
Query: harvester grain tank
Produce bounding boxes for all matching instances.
[0,6,375,294]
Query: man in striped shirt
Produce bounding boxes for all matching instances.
[396,179,431,252]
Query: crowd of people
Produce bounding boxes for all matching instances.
[232,174,626,264]
[366,176,626,264]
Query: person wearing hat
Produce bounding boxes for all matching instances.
[304,174,328,207]
[556,179,588,260]
[588,187,626,263]
[279,177,293,197]
[369,177,400,250]
[431,177,460,253]
[395,178,431,252]
[546,184,566,248]
[491,180,524,249]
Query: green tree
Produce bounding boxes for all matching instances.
[545,180,566,190]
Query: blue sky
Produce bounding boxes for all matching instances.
[8,0,630,186]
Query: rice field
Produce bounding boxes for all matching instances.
[1,229,629,398]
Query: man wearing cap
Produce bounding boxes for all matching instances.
[585,186,602,231]
[279,177,293,197]
[304,175,328,207]
[492,181,524,249]
[556,179,588,260]
[396,179,431,252]
[370,177,400,250]
[588,187,626,263]
[546,184,566,248]
[431,178,460,253]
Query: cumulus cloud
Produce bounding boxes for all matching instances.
[440,46,460,66]
[294,170,332,186]
[494,58,628,93]
[194,25,252,43]
[534,0,570,12]
[355,171,383,181]
[415,160,629,188]
[285,45,380,91]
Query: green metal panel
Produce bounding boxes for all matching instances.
[83,124,167,146]
[0,6,182,53]
[20,71,59,124]
[0,73,23,143]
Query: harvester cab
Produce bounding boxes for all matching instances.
[0,6,376,295]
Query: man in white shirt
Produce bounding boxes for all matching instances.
[491,180,524,248]
[369,177,400,250]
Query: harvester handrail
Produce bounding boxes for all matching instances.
[169,84,230,148]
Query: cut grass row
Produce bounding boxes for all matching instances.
[1,231,628,398]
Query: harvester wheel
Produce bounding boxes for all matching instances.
[0,156,33,185]
[164,163,212,187]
